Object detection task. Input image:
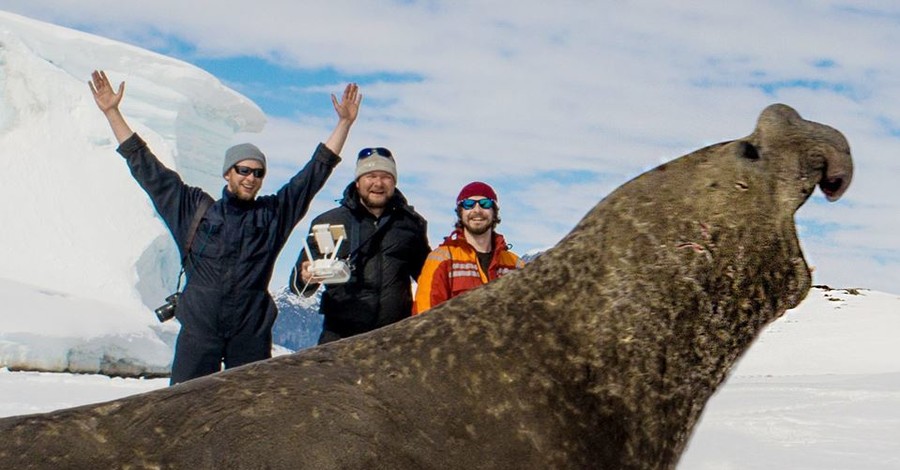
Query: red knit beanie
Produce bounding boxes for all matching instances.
[456,181,498,205]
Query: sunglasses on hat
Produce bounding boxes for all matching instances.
[458,198,495,210]
[358,147,393,159]
[233,165,265,178]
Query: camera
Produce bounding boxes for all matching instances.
[154,293,179,322]
[306,224,350,284]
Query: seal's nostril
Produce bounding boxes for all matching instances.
[740,142,760,161]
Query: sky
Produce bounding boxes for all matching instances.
[2,286,897,468]
[0,1,898,292]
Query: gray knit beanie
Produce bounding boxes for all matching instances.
[355,154,397,181]
[223,143,266,176]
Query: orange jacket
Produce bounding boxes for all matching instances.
[413,229,524,315]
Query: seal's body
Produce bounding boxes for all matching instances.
[0,104,853,469]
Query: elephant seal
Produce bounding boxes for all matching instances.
[0,104,852,469]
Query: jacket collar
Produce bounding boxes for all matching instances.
[443,227,509,252]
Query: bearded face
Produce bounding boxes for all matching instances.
[457,197,497,235]
[356,171,396,211]
[224,160,265,201]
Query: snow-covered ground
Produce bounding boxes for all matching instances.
[1,287,898,468]
[680,287,900,469]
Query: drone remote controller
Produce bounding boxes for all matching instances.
[305,224,350,284]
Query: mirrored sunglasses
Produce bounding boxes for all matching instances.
[233,165,265,178]
[358,147,393,159]
[458,198,495,210]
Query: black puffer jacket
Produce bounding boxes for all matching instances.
[291,182,430,339]
[119,134,340,338]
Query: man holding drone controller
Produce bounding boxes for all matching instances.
[90,70,361,384]
[290,147,430,344]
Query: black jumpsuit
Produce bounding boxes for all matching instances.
[118,134,340,384]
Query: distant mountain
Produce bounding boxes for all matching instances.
[520,251,545,263]
[271,287,323,351]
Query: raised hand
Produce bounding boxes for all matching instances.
[89,69,134,144]
[89,70,125,113]
[324,83,362,155]
[331,83,361,123]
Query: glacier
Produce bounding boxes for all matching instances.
[0,11,271,375]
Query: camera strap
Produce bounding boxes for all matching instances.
[175,197,214,292]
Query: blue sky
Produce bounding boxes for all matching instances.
[190,55,423,119]
[194,56,346,117]
[2,1,898,292]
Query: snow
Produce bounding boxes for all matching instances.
[0,368,166,418]
[679,288,900,469]
[1,12,898,469]
[0,277,175,375]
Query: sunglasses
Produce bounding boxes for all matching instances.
[458,198,496,210]
[358,147,394,159]
[233,165,265,178]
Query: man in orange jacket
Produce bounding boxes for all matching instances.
[413,181,524,314]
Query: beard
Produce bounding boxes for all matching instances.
[462,216,493,235]
[360,191,390,209]
[228,182,260,201]
[235,188,259,201]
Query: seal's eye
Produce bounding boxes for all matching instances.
[740,142,760,161]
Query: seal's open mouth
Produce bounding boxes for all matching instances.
[819,175,848,201]
[819,171,851,202]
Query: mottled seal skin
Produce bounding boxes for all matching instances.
[0,104,852,469]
